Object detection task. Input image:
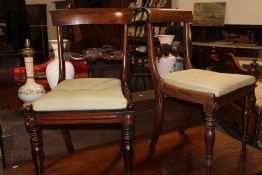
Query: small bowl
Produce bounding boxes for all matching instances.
[158,35,175,45]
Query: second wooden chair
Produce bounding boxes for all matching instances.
[145,8,256,174]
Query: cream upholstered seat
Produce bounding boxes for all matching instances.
[163,69,256,97]
[33,78,127,111]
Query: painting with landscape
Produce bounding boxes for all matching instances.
[193,2,226,26]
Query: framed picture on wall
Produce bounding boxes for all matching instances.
[193,2,226,26]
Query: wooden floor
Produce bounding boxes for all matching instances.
[3,125,262,175]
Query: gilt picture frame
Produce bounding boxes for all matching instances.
[193,2,226,26]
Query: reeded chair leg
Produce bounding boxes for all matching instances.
[150,92,164,151]
[241,95,250,151]
[204,112,216,175]
[23,105,44,175]
[29,127,44,175]
[122,112,135,175]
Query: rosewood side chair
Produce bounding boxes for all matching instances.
[22,8,135,175]
[145,8,256,174]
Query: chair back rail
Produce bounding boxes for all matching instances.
[50,8,133,25]
[146,8,193,23]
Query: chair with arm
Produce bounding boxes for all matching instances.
[145,8,256,174]
[22,8,135,175]
[209,52,261,147]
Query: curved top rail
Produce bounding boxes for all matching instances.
[50,8,133,26]
[144,8,193,23]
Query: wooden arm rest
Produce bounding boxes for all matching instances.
[210,52,260,79]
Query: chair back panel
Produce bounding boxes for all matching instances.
[49,8,132,85]
[145,8,193,84]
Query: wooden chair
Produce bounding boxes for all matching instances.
[145,8,256,174]
[22,8,135,175]
[208,51,260,142]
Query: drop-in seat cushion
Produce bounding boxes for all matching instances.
[163,69,256,97]
[33,78,127,111]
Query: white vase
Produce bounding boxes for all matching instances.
[18,56,45,106]
[156,35,176,77]
[46,39,75,89]
[156,54,176,77]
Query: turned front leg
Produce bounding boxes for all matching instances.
[242,94,250,151]
[23,105,44,175]
[204,112,216,175]
[122,113,135,175]
[28,126,44,175]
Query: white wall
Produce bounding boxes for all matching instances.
[172,0,262,25]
